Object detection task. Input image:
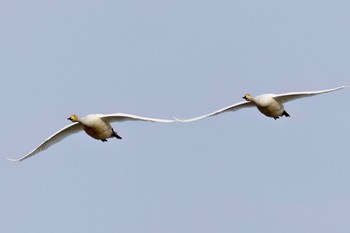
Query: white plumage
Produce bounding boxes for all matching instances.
[175,85,349,122]
[8,113,174,162]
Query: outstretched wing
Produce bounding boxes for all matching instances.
[274,85,349,103]
[100,113,175,123]
[175,101,255,122]
[7,123,83,162]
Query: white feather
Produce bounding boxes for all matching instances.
[8,113,174,162]
[175,85,349,122]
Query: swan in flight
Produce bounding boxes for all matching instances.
[8,113,174,162]
[176,85,349,122]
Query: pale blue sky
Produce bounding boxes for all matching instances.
[1,0,350,232]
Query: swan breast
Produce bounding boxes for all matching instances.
[79,115,113,139]
[254,94,285,117]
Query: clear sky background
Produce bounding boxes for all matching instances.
[1,0,350,232]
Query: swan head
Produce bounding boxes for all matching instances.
[243,94,253,101]
[68,114,78,122]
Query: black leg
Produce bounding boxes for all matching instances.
[101,139,107,142]
[283,111,290,117]
[112,128,122,139]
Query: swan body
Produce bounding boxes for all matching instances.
[243,94,290,119]
[8,113,174,162]
[68,114,122,141]
[176,85,349,122]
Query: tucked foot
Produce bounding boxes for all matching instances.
[112,128,122,139]
[101,139,108,142]
[283,111,290,117]
[274,116,280,120]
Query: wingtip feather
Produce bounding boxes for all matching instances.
[7,157,21,162]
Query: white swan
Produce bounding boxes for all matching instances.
[8,113,174,162]
[176,85,349,122]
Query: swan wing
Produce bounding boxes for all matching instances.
[100,113,175,123]
[175,101,255,122]
[7,123,83,162]
[274,85,349,103]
